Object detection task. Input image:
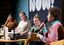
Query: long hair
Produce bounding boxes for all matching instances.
[48,7,61,20]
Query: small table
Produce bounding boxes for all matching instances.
[0,38,29,45]
[50,39,64,45]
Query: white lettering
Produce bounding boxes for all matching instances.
[36,0,41,11]
[47,0,51,9]
[29,0,35,12]
[51,0,54,8]
[42,0,47,10]
[29,0,55,12]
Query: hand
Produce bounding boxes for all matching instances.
[40,22,44,27]
[1,25,7,29]
[7,18,10,22]
[37,33,43,39]
[19,32,25,36]
[28,32,32,38]
[39,22,45,30]
[3,26,8,30]
[1,25,5,27]
[28,32,32,35]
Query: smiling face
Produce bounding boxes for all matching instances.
[19,13,26,21]
[33,17,41,26]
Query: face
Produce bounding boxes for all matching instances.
[47,12,54,22]
[33,18,41,26]
[19,13,26,20]
[7,15,12,21]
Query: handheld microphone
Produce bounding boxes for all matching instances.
[32,29,34,32]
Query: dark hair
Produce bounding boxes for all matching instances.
[48,7,61,20]
[19,11,26,15]
[8,13,15,21]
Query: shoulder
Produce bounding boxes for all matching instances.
[52,21,62,26]
[18,21,23,26]
[31,25,38,30]
[26,20,31,25]
[26,20,30,23]
[31,25,36,29]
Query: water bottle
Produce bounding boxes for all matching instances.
[3,26,10,40]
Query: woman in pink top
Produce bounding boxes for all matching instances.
[37,7,64,43]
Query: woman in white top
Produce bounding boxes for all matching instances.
[15,11,31,39]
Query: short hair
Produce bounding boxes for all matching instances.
[33,13,41,20]
[48,7,61,19]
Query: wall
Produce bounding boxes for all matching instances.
[15,0,29,22]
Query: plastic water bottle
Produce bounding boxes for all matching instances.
[3,26,9,40]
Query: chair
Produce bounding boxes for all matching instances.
[27,33,39,45]
[50,39,64,45]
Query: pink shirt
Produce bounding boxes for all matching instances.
[47,21,62,43]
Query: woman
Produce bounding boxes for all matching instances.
[30,14,47,36]
[29,14,47,45]
[2,14,17,31]
[0,14,18,45]
[15,11,31,39]
[14,11,31,45]
[37,7,64,44]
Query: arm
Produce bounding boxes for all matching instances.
[47,22,62,43]
[37,22,61,43]
[20,22,31,35]
[4,21,8,26]
[58,25,64,40]
[1,20,9,28]
[4,16,10,26]
[20,28,29,35]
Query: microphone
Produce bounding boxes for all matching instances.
[32,29,34,32]
[39,22,44,30]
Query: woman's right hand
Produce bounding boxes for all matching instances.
[1,25,6,27]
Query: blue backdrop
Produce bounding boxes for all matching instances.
[15,0,62,23]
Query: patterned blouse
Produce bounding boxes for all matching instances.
[39,21,63,43]
[46,21,62,43]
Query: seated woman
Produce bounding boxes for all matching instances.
[15,11,31,39]
[29,14,47,45]
[0,14,18,45]
[2,14,17,31]
[37,7,64,44]
[29,14,47,36]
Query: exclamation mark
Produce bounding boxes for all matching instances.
[51,0,55,8]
